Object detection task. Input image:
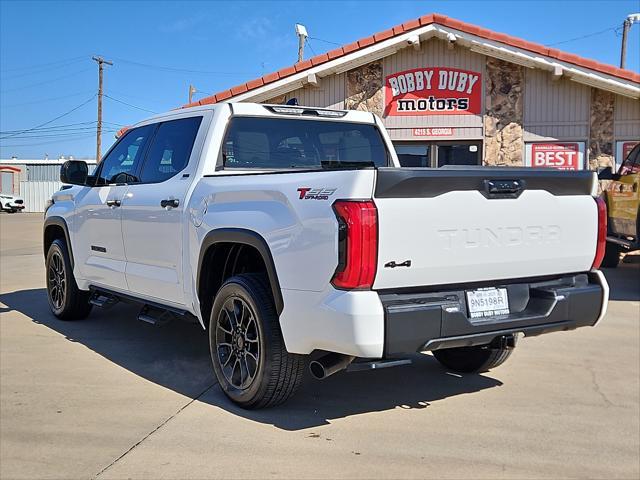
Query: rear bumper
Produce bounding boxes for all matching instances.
[381,272,608,357]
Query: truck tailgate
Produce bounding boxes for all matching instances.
[373,168,598,290]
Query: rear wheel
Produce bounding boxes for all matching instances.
[209,274,305,409]
[46,239,92,320]
[601,242,621,268]
[433,338,515,373]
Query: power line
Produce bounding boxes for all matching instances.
[1,129,119,140]
[0,133,97,148]
[103,94,158,114]
[308,36,343,46]
[0,96,96,140]
[108,90,171,105]
[0,121,99,134]
[1,58,88,80]
[0,91,94,109]
[305,38,318,57]
[108,56,260,76]
[0,67,93,93]
[0,55,88,73]
[547,25,619,46]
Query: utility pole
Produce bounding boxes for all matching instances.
[188,84,197,103]
[620,13,640,68]
[295,24,308,62]
[92,56,113,162]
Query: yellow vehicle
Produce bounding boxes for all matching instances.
[599,143,640,267]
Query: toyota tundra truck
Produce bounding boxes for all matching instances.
[44,103,609,409]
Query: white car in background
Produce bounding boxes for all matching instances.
[0,194,25,213]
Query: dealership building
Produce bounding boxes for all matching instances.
[185,13,639,171]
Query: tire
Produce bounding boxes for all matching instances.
[433,340,515,373]
[600,241,621,268]
[45,238,92,320]
[209,274,305,409]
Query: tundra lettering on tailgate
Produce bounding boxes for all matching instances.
[437,225,562,249]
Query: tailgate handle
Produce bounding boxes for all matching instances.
[483,179,524,198]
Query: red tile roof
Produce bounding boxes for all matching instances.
[183,13,640,108]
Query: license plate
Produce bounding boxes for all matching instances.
[466,288,509,318]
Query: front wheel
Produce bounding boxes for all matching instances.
[209,274,305,409]
[46,239,92,320]
[433,338,515,373]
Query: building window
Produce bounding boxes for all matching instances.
[394,141,482,168]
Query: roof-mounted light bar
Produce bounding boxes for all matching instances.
[270,106,305,115]
[265,105,348,117]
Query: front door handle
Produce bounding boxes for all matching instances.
[160,198,179,209]
[106,199,121,208]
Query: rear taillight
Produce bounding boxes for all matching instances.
[331,200,378,289]
[592,197,607,269]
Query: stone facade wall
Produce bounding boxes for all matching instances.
[589,88,615,170]
[483,58,524,166]
[345,61,383,117]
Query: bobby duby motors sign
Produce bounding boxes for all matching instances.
[384,67,482,116]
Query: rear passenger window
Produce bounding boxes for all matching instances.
[140,116,202,183]
[222,117,389,169]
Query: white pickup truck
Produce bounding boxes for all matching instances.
[44,103,609,408]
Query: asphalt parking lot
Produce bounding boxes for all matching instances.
[1,212,639,480]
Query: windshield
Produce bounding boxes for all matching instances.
[222,117,389,169]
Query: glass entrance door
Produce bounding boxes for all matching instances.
[436,141,482,167]
[394,141,482,168]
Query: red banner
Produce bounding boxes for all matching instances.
[384,67,482,116]
[531,143,580,170]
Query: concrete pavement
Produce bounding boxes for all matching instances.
[1,213,639,479]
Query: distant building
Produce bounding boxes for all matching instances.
[0,158,97,212]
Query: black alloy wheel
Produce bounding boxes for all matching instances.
[45,239,92,320]
[215,296,261,390]
[208,274,305,409]
[47,249,66,312]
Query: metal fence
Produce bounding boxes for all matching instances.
[19,181,63,213]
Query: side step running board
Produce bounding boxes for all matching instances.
[88,286,199,327]
[138,305,174,327]
[89,291,119,309]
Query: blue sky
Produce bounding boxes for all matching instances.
[1,0,638,159]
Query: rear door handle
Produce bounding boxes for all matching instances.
[106,199,121,208]
[160,198,179,209]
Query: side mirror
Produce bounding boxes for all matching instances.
[60,160,88,185]
[597,166,614,180]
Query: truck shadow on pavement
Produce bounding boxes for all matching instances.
[1,288,503,431]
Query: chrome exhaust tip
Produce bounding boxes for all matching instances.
[309,353,355,380]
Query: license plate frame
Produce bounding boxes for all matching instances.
[466,287,510,319]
